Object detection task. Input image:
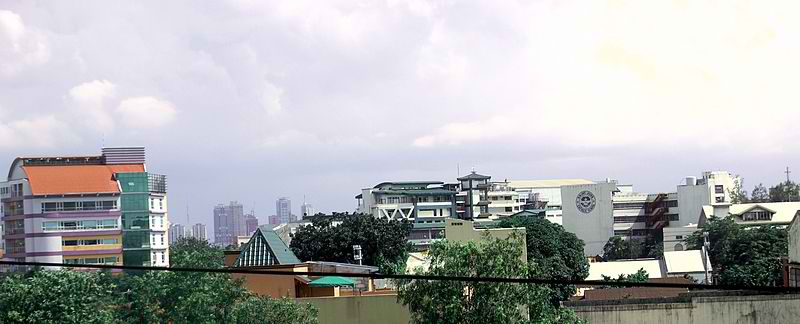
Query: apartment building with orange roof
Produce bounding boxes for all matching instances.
[1,147,169,267]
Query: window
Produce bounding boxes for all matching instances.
[743,210,771,221]
[64,256,118,265]
[613,203,646,210]
[675,235,683,240]
[41,200,117,212]
[665,200,678,208]
[715,196,725,203]
[42,219,118,231]
[667,214,680,221]
[790,268,800,287]
[674,243,684,251]
[715,185,724,194]
[505,207,513,212]
[159,234,164,245]
[150,198,154,209]
[161,253,166,263]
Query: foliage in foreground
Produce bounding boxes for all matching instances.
[0,237,318,324]
[686,216,787,286]
[396,235,584,324]
[290,212,412,268]
[495,216,589,304]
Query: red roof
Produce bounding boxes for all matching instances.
[22,164,145,195]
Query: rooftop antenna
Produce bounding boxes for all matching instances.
[457,163,460,177]
[186,204,189,225]
[786,166,792,183]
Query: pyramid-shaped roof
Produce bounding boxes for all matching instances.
[234,228,301,267]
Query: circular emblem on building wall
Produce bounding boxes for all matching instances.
[575,191,596,213]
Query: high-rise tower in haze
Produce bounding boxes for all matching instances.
[276,197,292,223]
[213,201,245,246]
[192,223,207,241]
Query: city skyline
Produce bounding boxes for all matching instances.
[2,1,800,233]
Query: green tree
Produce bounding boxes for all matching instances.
[686,216,787,286]
[601,268,649,285]
[495,216,589,303]
[729,177,748,204]
[170,236,225,268]
[229,296,318,324]
[0,270,119,324]
[118,237,249,323]
[396,235,583,324]
[290,213,412,267]
[602,236,644,261]
[769,181,800,202]
[751,183,770,203]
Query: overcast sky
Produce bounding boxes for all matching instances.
[1,1,799,227]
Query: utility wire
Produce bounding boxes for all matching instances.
[1,260,799,293]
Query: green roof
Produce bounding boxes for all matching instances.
[374,189,456,196]
[374,181,444,189]
[234,228,301,267]
[308,276,355,287]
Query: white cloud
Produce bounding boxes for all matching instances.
[116,97,177,128]
[68,80,117,132]
[0,114,76,148]
[0,10,50,77]
[260,81,284,115]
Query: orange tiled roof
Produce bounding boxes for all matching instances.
[22,164,145,195]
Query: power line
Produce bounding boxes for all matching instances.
[2,260,799,293]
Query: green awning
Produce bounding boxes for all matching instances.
[308,276,356,288]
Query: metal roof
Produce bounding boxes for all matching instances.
[234,228,301,267]
[507,179,595,188]
[457,172,491,181]
[373,181,444,189]
[663,250,712,274]
[373,188,456,196]
[587,259,665,281]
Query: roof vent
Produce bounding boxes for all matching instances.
[102,147,145,164]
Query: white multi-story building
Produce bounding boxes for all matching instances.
[1,147,169,267]
[168,223,188,244]
[561,171,739,256]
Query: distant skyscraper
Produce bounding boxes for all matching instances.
[168,223,188,244]
[213,201,246,246]
[192,223,207,241]
[276,197,292,223]
[268,215,280,225]
[300,203,314,217]
[245,214,259,235]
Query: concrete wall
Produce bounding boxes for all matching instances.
[572,294,800,324]
[562,182,616,256]
[300,294,410,324]
[444,219,527,262]
[790,217,800,263]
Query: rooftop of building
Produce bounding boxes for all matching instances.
[703,202,800,225]
[457,171,491,181]
[663,250,712,274]
[19,163,145,195]
[578,277,693,301]
[507,179,595,188]
[587,258,666,281]
[372,181,445,189]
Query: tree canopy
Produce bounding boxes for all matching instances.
[396,235,584,324]
[0,237,319,324]
[494,216,589,304]
[686,216,787,286]
[290,212,412,267]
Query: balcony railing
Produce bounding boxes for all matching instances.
[148,174,167,193]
